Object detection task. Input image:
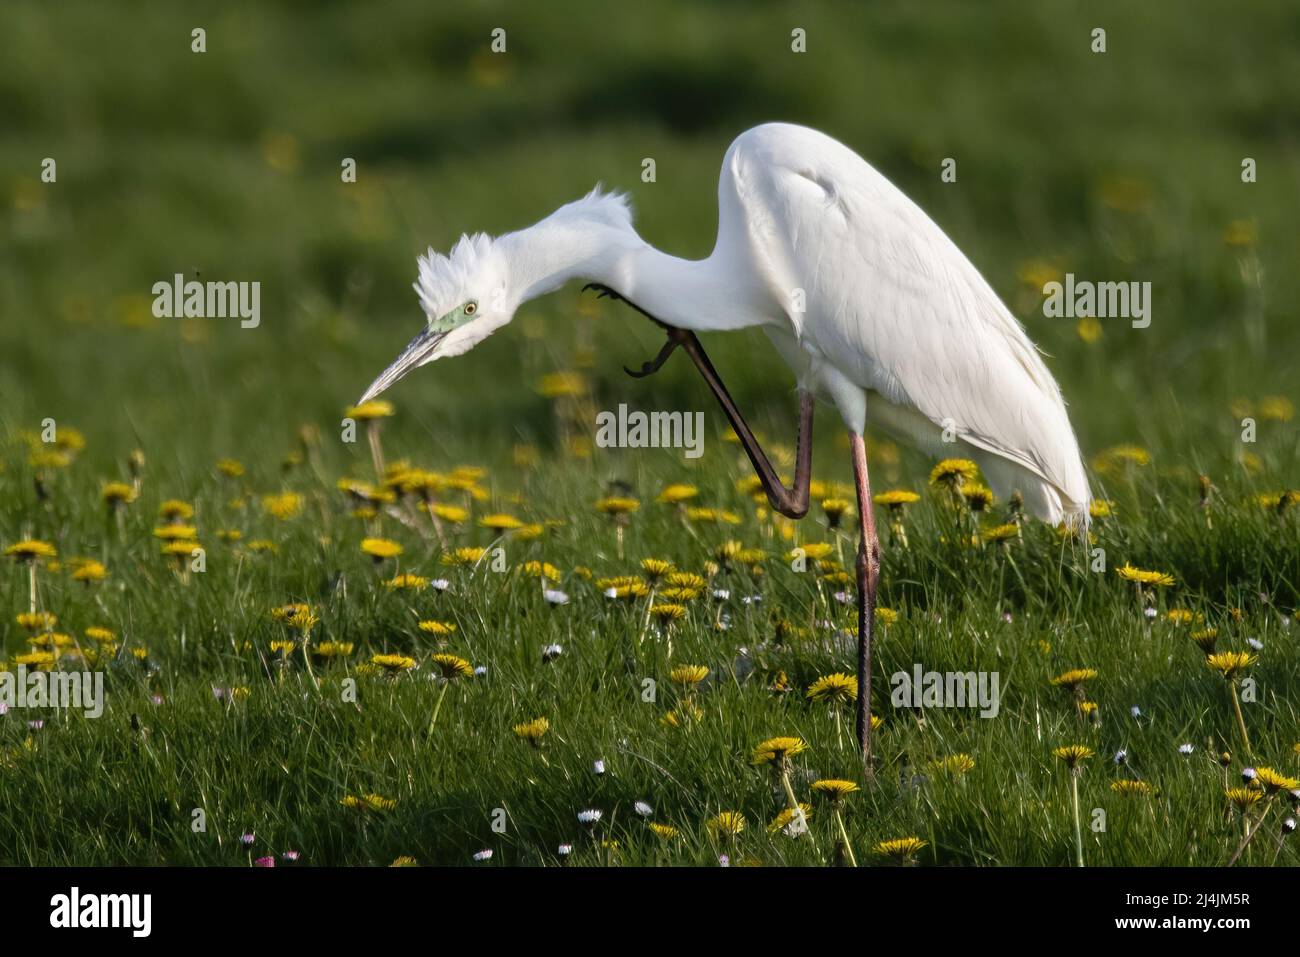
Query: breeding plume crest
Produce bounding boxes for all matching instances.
[414,232,501,326]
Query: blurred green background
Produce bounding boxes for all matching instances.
[2,0,1298,486]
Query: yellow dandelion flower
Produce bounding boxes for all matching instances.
[1111,780,1154,796]
[768,804,814,834]
[983,523,1019,544]
[158,500,194,522]
[442,546,488,566]
[648,822,680,840]
[640,557,675,579]
[874,837,927,860]
[807,673,858,704]
[666,571,706,590]
[649,603,687,623]
[1076,316,1103,344]
[101,482,136,505]
[312,641,354,660]
[660,701,705,728]
[479,513,523,531]
[152,525,197,542]
[261,492,304,520]
[361,538,403,560]
[752,736,808,765]
[685,507,742,524]
[270,603,310,623]
[16,612,57,632]
[1226,787,1262,812]
[820,498,853,526]
[962,485,994,510]
[535,371,586,398]
[5,540,57,562]
[1089,499,1113,519]
[669,664,709,686]
[522,560,561,581]
[512,716,550,744]
[341,793,397,812]
[929,459,978,488]
[345,400,395,421]
[1206,651,1256,679]
[930,754,976,775]
[370,653,415,673]
[430,653,473,680]
[1093,445,1150,474]
[1253,767,1299,794]
[14,651,57,668]
[85,626,116,643]
[811,779,860,801]
[28,632,74,649]
[427,504,468,524]
[595,496,640,516]
[1116,564,1175,587]
[385,574,429,590]
[418,620,457,636]
[657,483,699,504]
[1053,744,1095,769]
[71,560,108,583]
[1258,396,1294,422]
[1050,668,1099,690]
[706,811,746,837]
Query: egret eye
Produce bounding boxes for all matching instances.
[464,301,478,316]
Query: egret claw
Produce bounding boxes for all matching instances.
[624,335,683,378]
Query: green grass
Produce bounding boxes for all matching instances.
[1,0,1299,865]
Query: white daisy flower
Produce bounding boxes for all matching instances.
[577,809,602,825]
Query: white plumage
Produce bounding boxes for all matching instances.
[714,123,1090,524]
[363,122,1090,526]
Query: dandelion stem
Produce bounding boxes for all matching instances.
[1069,771,1085,867]
[428,681,450,736]
[366,422,385,480]
[779,762,817,849]
[28,562,37,614]
[1227,799,1271,866]
[1227,679,1251,756]
[833,807,857,867]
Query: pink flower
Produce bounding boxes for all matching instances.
[254,856,276,867]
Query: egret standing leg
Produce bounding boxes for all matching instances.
[849,432,881,778]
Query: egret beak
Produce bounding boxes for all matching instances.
[358,327,447,403]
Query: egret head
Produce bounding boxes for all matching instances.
[358,232,514,403]
[358,187,637,404]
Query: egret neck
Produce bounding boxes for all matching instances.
[497,213,769,334]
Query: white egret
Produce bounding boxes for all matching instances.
[360,122,1091,773]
